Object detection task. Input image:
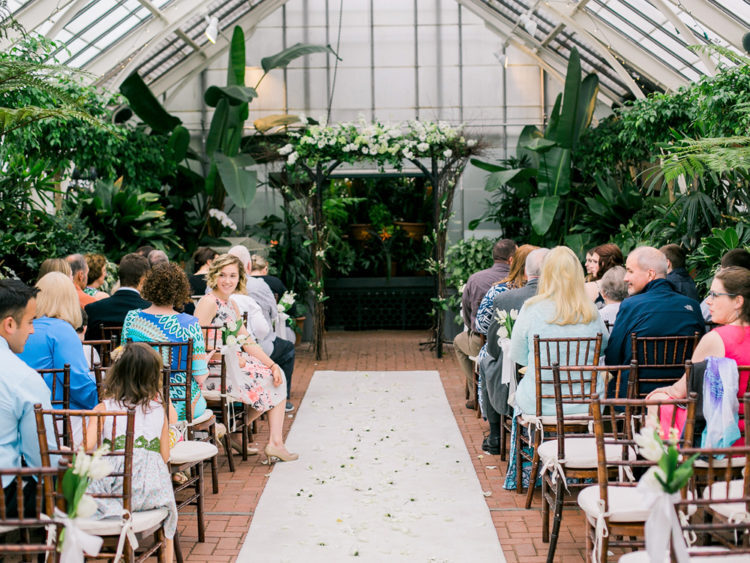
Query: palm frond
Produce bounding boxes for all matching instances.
[0,105,101,135]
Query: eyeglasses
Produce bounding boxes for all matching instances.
[707,291,738,300]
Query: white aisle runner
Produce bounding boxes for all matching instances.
[238,371,505,562]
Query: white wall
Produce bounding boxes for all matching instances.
[163,0,612,241]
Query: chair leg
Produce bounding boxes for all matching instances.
[546,480,565,563]
[241,420,248,462]
[541,476,550,543]
[524,434,540,508]
[174,529,184,563]
[515,422,523,494]
[196,463,206,543]
[209,424,219,494]
[223,432,235,473]
[585,519,593,563]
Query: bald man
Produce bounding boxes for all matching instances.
[605,246,704,398]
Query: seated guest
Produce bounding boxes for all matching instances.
[121,263,208,421]
[229,245,296,412]
[189,247,218,296]
[0,280,58,516]
[478,247,548,453]
[136,245,155,258]
[66,253,96,307]
[84,253,110,301]
[454,238,517,409]
[84,253,151,340]
[37,257,72,281]
[598,265,627,329]
[18,272,98,410]
[584,243,624,308]
[660,244,699,302]
[701,248,750,321]
[249,254,286,301]
[78,309,100,368]
[475,244,538,337]
[510,246,608,416]
[605,246,705,398]
[148,249,169,268]
[647,266,750,442]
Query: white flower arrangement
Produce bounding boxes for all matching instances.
[208,208,237,232]
[277,290,296,314]
[63,445,112,521]
[495,308,519,343]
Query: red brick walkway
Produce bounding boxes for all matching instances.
[177,330,589,562]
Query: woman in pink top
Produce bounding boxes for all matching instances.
[649,266,750,434]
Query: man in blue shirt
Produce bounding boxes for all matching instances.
[605,247,704,398]
[0,279,58,516]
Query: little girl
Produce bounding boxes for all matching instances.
[85,343,177,563]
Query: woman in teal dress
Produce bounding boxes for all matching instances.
[121,263,208,421]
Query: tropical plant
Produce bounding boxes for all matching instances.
[471,47,598,244]
[687,224,750,294]
[444,237,495,324]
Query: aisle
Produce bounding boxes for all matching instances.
[238,370,505,562]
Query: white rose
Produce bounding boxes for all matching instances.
[443,149,453,158]
[75,494,98,518]
[417,142,429,152]
[509,309,519,320]
[634,427,664,462]
[226,335,237,347]
[497,326,509,340]
[467,139,477,147]
[226,320,237,332]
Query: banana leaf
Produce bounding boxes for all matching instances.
[469,158,506,173]
[537,146,571,196]
[486,168,536,191]
[227,26,246,87]
[205,99,229,157]
[545,94,562,143]
[167,126,190,162]
[573,73,599,150]
[119,72,181,133]
[214,153,257,208]
[261,43,339,73]
[555,47,581,149]
[517,125,543,168]
[529,195,560,236]
[204,84,258,107]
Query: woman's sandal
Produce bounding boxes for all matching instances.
[172,471,189,485]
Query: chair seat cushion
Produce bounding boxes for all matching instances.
[201,389,221,401]
[578,485,651,523]
[77,508,169,536]
[169,440,218,464]
[694,455,746,469]
[619,546,745,562]
[538,438,636,469]
[704,479,750,520]
[191,409,214,425]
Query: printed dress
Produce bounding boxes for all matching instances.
[87,399,177,538]
[121,310,208,421]
[204,297,285,413]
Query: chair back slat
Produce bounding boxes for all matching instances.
[101,325,123,345]
[628,332,700,398]
[37,364,71,410]
[533,334,603,416]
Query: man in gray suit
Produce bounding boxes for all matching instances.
[480,248,548,454]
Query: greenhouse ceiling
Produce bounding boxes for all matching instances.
[5,0,749,102]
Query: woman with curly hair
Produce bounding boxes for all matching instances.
[195,254,297,463]
[84,253,109,301]
[584,243,624,308]
[121,263,208,421]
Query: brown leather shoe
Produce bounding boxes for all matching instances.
[465,399,477,410]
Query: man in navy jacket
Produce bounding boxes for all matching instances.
[605,246,704,398]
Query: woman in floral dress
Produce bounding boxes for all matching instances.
[195,254,297,463]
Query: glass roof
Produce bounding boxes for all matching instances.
[5,0,750,101]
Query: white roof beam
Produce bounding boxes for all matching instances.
[456,0,618,105]
[147,0,290,102]
[45,0,91,39]
[545,1,646,99]
[87,0,207,86]
[567,10,686,92]
[668,0,744,51]
[541,0,591,47]
[649,0,715,75]
[6,0,74,38]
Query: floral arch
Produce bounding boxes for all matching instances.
[281,119,480,360]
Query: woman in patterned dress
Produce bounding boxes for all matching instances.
[195,254,297,463]
[121,263,208,422]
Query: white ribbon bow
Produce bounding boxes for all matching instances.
[52,508,103,563]
[113,510,138,563]
[644,492,690,563]
[591,499,610,563]
[540,455,569,493]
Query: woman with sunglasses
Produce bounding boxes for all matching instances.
[648,266,750,416]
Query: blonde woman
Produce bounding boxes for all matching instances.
[195,254,297,463]
[510,246,608,416]
[18,272,98,410]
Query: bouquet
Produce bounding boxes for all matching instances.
[277,291,299,329]
[634,421,699,563]
[495,308,518,342]
[221,319,248,347]
[57,446,112,560]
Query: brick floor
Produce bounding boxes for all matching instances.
[177,330,589,562]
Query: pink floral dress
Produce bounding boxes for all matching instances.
[203,297,285,413]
